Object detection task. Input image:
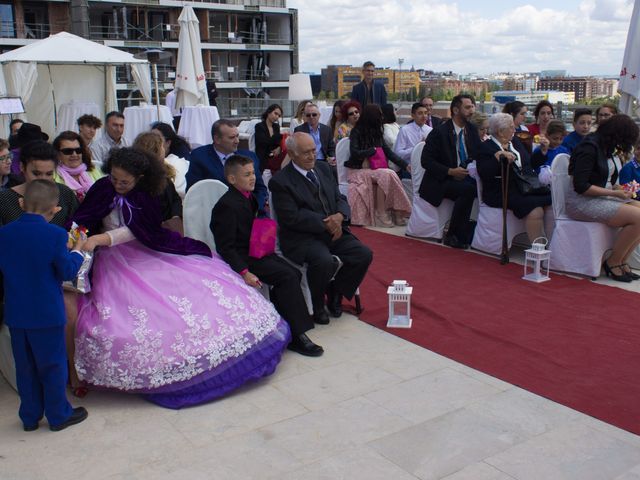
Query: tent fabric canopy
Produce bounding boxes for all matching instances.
[0,32,150,138]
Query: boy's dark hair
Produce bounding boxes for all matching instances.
[23,179,59,213]
[546,119,567,137]
[77,114,103,129]
[224,154,254,178]
[20,140,58,167]
[573,108,592,123]
[411,102,426,114]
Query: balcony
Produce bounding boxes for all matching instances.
[0,22,49,40]
[205,28,291,45]
[89,22,176,42]
[207,64,291,83]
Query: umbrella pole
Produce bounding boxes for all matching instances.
[153,62,160,121]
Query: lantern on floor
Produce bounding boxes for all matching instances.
[387,280,413,328]
[523,237,551,283]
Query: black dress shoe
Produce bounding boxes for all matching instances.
[287,334,324,357]
[443,234,469,249]
[50,407,88,432]
[313,309,330,325]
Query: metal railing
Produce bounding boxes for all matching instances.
[180,0,287,7]
[206,28,291,45]
[89,22,175,42]
[207,66,290,82]
[0,22,49,39]
[214,97,296,119]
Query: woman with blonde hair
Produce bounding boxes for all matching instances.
[289,100,312,131]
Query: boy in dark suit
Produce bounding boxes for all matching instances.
[0,180,88,431]
[211,155,323,357]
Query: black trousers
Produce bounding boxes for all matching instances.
[248,254,313,336]
[302,233,372,311]
[442,177,477,241]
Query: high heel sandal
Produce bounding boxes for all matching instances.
[603,262,632,283]
[622,264,640,281]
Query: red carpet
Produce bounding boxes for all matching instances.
[351,227,640,435]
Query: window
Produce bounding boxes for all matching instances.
[0,4,14,38]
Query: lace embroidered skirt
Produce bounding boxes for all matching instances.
[75,240,290,409]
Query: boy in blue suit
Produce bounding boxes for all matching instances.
[0,180,88,431]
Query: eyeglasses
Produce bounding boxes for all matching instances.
[109,175,135,188]
[305,113,318,118]
[0,153,12,163]
[60,147,83,155]
[348,111,360,117]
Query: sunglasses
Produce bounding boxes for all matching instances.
[348,111,359,117]
[0,153,12,163]
[60,147,83,155]
[305,113,318,118]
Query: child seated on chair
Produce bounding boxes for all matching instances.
[210,154,324,357]
[531,120,569,172]
[0,180,88,432]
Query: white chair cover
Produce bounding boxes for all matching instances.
[335,137,350,198]
[469,161,528,255]
[406,142,454,240]
[268,191,314,315]
[248,132,256,152]
[0,324,17,391]
[548,154,617,277]
[183,179,228,251]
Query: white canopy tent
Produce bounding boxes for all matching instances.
[619,0,640,117]
[0,31,151,138]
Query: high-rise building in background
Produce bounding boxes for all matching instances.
[0,0,298,117]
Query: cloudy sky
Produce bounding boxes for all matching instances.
[287,0,634,76]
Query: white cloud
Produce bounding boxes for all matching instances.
[288,0,633,75]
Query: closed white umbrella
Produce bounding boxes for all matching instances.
[175,6,209,109]
[619,0,640,117]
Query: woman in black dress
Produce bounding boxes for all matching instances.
[254,104,283,173]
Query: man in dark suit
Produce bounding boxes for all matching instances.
[269,133,372,324]
[420,96,444,129]
[294,103,335,167]
[419,94,482,249]
[186,119,267,209]
[211,154,322,356]
[350,61,387,107]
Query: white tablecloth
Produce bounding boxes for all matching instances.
[178,106,220,148]
[56,101,100,135]
[123,104,173,145]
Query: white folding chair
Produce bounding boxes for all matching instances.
[335,137,350,198]
[183,179,228,252]
[406,142,454,240]
[470,162,528,255]
[548,154,617,278]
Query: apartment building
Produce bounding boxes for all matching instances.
[321,64,422,99]
[0,0,299,116]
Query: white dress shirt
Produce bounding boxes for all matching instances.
[394,122,433,162]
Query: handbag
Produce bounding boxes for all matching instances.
[512,165,551,196]
[368,147,388,170]
[249,217,277,259]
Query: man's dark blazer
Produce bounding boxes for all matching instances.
[185,145,267,209]
[294,123,335,159]
[269,161,350,265]
[429,115,444,129]
[210,187,256,274]
[418,119,482,206]
[350,80,388,106]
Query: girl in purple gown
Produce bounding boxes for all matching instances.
[72,148,290,408]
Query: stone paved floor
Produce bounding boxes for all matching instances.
[1,227,639,480]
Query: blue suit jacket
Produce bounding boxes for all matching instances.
[185,145,267,209]
[0,213,83,329]
[350,80,388,107]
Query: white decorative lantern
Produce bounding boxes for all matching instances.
[387,280,413,328]
[288,73,313,101]
[523,237,551,283]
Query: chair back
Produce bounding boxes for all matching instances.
[335,137,350,196]
[551,153,571,219]
[410,141,425,196]
[248,132,256,152]
[183,179,229,251]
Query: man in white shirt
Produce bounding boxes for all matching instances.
[394,102,433,163]
[90,111,128,170]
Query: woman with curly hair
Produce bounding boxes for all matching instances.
[70,147,290,407]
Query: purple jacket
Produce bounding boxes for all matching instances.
[73,176,211,257]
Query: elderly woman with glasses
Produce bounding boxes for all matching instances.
[336,100,361,141]
[53,131,103,202]
[476,113,552,242]
[0,139,22,190]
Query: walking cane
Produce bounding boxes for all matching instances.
[500,156,510,265]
